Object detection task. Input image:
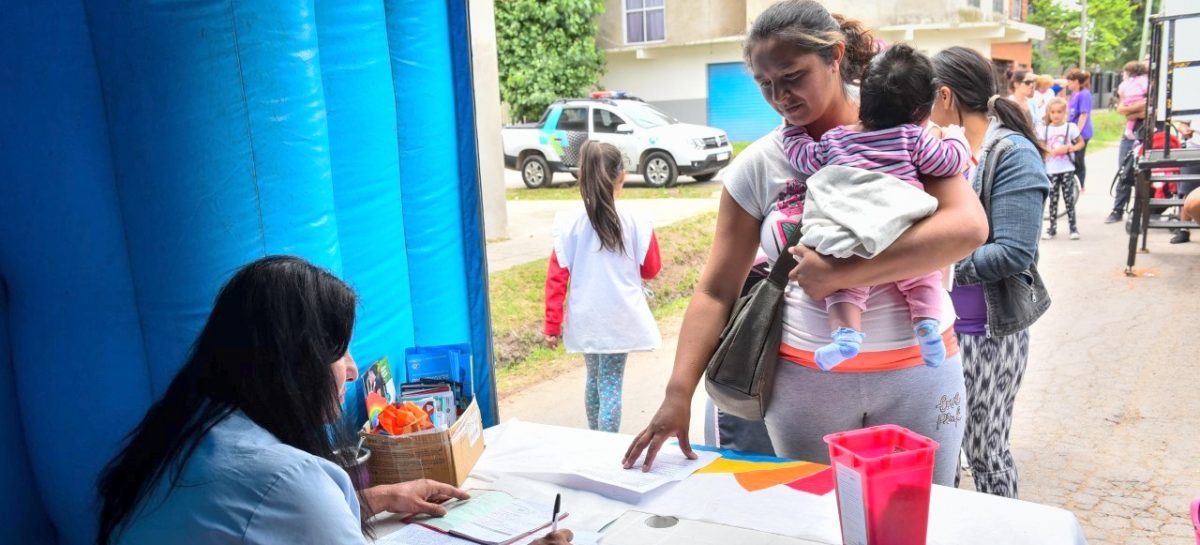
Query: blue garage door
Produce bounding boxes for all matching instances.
[707,62,783,142]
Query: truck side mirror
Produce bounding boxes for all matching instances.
[615,123,633,134]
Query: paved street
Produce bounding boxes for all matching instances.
[497,144,1200,544]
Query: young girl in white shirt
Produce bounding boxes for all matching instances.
[1040,97,1086,240]
[543,141,662,432]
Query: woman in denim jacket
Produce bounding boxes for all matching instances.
[930,47,1051,499]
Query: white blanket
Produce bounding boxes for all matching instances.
[800,165,937,259]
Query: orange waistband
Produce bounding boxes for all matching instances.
[779,329,959,373]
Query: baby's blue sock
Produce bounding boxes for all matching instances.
[914,319,945,367]
[814,327,865,371]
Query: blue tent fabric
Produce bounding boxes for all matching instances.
[1,2,155,543]
[85,0,344,395]
[446,0,499,425]
[0,1,497,543]
[315,0,417,424]
[384,0,473,349]
[0,285,58,544]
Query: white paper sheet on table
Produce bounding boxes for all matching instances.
[474,420,718,498]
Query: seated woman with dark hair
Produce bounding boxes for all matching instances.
[96,256,574,545]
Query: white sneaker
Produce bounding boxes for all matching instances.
[1069,231,1080,240]
[1042,231,1055,240]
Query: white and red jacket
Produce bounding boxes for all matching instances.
[543,207,662,354]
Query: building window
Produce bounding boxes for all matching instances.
[625,0,665,44]
[1011,0,1024,20]
[968,0,980,7]
[994,0,1005,14]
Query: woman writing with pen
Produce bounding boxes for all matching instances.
[95,256,574,545]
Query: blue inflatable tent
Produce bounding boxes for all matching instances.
[0,2,497,544]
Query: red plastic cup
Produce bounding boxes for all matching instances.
[824,424,939,545]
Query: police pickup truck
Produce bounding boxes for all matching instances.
[502,92,733,188]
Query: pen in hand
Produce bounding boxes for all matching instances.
[551,493,561,534]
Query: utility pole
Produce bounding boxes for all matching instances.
[1080,0,1088,68]
[1139,0,1155,60]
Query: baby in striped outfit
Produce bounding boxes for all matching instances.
[781,44,969,371]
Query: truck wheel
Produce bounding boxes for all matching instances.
[521,154,551,189]
[692,172,717,182]
[642,152,678,188]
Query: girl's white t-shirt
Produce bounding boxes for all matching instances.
[1041,122,1081,175]
[723,129,956,354]
[553,207,662,354]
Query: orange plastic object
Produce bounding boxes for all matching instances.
[376,402,433,435]
[823,424,939,545]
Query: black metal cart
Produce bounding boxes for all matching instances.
[1125,11,1200,275]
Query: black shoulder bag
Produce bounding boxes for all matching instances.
[703,228,801,421]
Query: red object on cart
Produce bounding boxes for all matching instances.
[1142,131,1183,196]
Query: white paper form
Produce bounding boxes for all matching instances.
[571,449,721,494]
[410,490,561,545]
[476,421,719,498]
[375,524,475,545]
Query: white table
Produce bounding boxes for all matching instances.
[377,421,1089,545]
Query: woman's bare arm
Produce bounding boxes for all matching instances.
[1117,99,1146,119]
[623,189,761,470]
[788,173,988,300]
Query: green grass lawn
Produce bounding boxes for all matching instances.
[1088,110,1125,152]
[507,185,717,201]
[731,140,751,158]
[491,212,716,394]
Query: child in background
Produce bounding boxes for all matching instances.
[782,44,970,371]
[1040,97,1085,240]
[1118,61,1150,140]
[543,141,662,432]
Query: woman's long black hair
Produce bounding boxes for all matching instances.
[96,256,367,544]
[931,46,1046,157]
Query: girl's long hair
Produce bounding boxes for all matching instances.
[578,140,627,255]
[96,256,370,544]
[1043,97,1068,128]
[931,47,1047,158]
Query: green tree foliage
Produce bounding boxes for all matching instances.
[495,0,607,122]
[1030,0,1137,73]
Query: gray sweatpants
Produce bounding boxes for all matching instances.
[763,354,966,486]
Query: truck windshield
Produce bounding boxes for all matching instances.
[622,103,678,128]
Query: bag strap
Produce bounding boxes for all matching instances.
[765,224,804,288]
[979,135,1016,241]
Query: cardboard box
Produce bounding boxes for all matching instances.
[361,398,485,487]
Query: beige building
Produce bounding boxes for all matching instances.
[598,0,1044,140]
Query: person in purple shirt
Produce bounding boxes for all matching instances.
[1065,69,1093,189]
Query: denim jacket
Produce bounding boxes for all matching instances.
[954,124,1052,337]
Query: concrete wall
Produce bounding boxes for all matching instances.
[745,0,1008,28]
[602,41,743,100]
[991,41,1033,69]
[470,0,507,239]
[873,27,999,59]
[601,41,745,125]
[599,0,746,49]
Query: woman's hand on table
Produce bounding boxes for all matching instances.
[787,244,842,300]
[530,529,574,544]
[622,395,697,471]
[363,479,470,517]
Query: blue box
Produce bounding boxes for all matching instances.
[404,344,474,398]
